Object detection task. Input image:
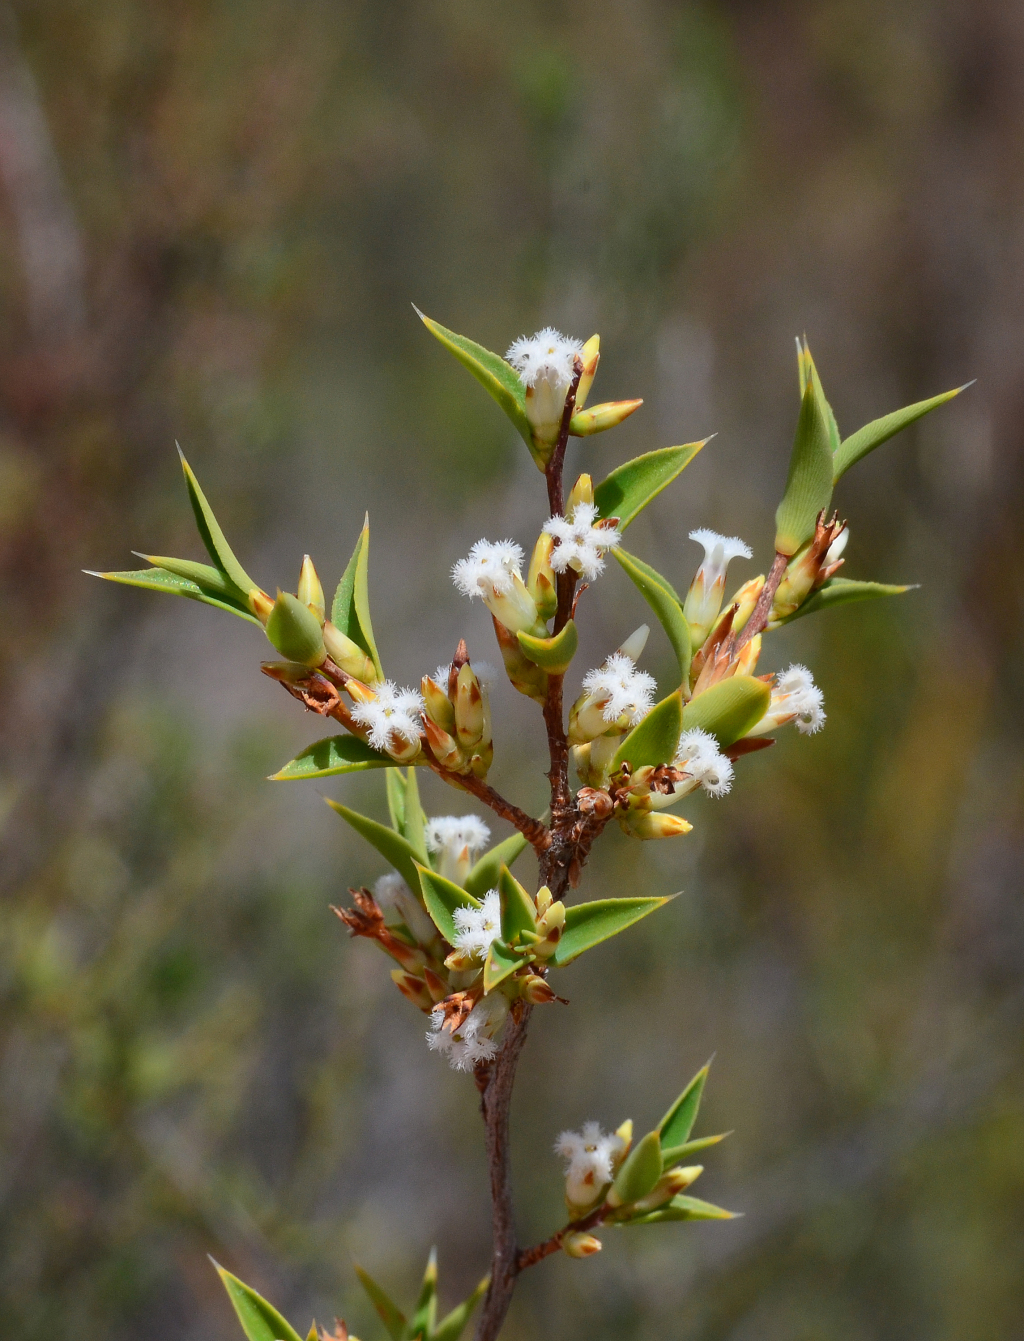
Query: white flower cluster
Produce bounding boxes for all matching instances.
[350,681,424,753]
[543,503,621,581]
[426,815,491,862]
[674,727,734,797]
[554,1122,626,1206]
[427,991,508,1071]
[451,539,524,599]
[581,652,656,727]
[689,528,753,574]
[452,889,502,959]
[506,327,582,390]
[772,663,826,734]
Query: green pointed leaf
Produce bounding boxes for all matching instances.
[331,518,383,678]
[87,567,261,625]
[178,448,257,594]
[136,553,248,602]
[402,767,428,863]
[614,549,690,682]
[355,1265,407,1341]
[658,1063,709,1150]
[415,863,480,943]
[551,896,671,966]
[498,865,537,942]
[464,832,529,898]
[416,309,532,449]
[833,385,967,482]
[660,1131,729,1167]
[214,1263,304,1341]
[271,735,394,781]
[483,938,524,992]
[777,576,915,624]
[517,619,577,674]
[774,349,834,556]
[627,1193,736,1224]
[306,1326,317,1341]
[611,1130,663,1205]
[612,691,683,771]
[406,1248,437,1341]
[594,441,706,530]
[431,1276,489,1341]
[682,676,771,748]
[386,767,407,835]
[327,801,424,893]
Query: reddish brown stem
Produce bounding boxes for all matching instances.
[425,759,551,854]
[733,549,788,652]
[517,1202,609,1271]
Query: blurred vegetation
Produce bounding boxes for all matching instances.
[1,1,1022,1339]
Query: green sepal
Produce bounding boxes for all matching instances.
[833,384,968,482]
[415,863,480,944]
[415,308,533,452]
[327,800,425,895]
[432,1276,490,1341]
[774,345,834,555]
[551,896,672,966]
[135,553,248,603]
[778,576,915,624]
[213,1261,305,1341]
[614,549,690,683]
[517,619,578,674]
[498,865,538,942]
[266,591,325,665]
[406,1247,437,1341]
[611,1130,663,1205]
[354,1264,407,1341]
[660,1131,729,1167]
[658,1063,709,1149]
[331,516,383,678]
[270,735,395,780]
[594,441,706,530]
[464,832,529,898]
[483,938,525,992]
[626,1193,736,1224]
[611,691,683,771]
[177,447,257,595]
[682,676,771,748]
[86,567,261,626]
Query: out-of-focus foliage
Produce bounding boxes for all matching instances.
[0,2,1022,1341]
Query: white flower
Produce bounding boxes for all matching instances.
[374,873,437,944]
[543,503,621,581]
[554,1122,625,1206]
[683,528,753,645]
[824,527,849,566]
[674,727,734,797]
[426,814,491,883]
[427,991,508,1071]
[506,327,584,441]
[582,653,656,726]
[452,889,502,959]
[452,539,539,634]
[350,681,424,753]
[746,663,826,737]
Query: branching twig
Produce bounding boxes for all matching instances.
[424,759,551,854]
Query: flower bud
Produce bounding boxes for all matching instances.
[423,716,465,772]
[566,473,594,514]
[574,334,600,409]
[570,399,643,436]
[297,554,325,623]
[527,533,558,621]
[390,968,434,1012]
[455,663,485,748]
[469,742,493,779]
[727,575,765,636]
[733,632,761,678]
[323,621,377,682]
[617,624,650,662]
[421,674,456,733]
[614,1119,633,1162]
[250,588,275,624]
[623,811,693,840]
[630,1165,703,1214]
[492,617,549,703]
[266,591,326,666]
[521,973,559,1004]
[562,1232,602,1259]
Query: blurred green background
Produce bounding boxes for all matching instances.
[1,1,1022,1338]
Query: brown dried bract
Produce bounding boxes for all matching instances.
[436,988,481,1033]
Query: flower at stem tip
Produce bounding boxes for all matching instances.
[451,539,543,635]
[555,1122,627,1210]
[684,528,753,648]
[451,889,501,960]
[349,681,424,759]
[506,327,584,448]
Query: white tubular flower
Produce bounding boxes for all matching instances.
[580,653,656,728]
[506,327,584,444]
[824,526,849,566]
[673,728,734,798]
[747,663,825,737]
[452,539,539,634]
[426,991,508,1071]
[543,503,621,581]
[452,889,502,959]
[426,814,491,884]
[683,528,753,647]
[350,681,424,756]
[374,873,437,945]
[554,1122,626,1207]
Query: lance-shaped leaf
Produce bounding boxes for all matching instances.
[271,735,396,781]
[774,348,834,556]
[135,553,248,603]
[465,831,529,897]
[354,1265,406,1341]
[660,1131,729,1167]
[682,676,770,748]
[594,441,706,530]
[385,767,428,862]
[626,1193,736,1224]
[777,576,915,624]
[833,384,968,482]
[87,566,261,625]
[483,938,524,993]
[498,865,537,943]
[614,549,690,683]
[611,691,683,771]
[568,398,643,436]
[327,800,424,894]
[517,619,578,674]
[551,896,672,966]
[610,1130,663,1205]
[432,1275,490,1341]
[415,863,480,944]
[331,516,383,679]
[415,308,532,449]
[406,1248,438,1341]
[386,767,407,835]
[214,1262,305,1341]
[658,1063,709,1150]
[177,447,257,595]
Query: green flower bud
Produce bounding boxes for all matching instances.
[266,590,326,666]
[323,621,377,682]
[297,554,325,623]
